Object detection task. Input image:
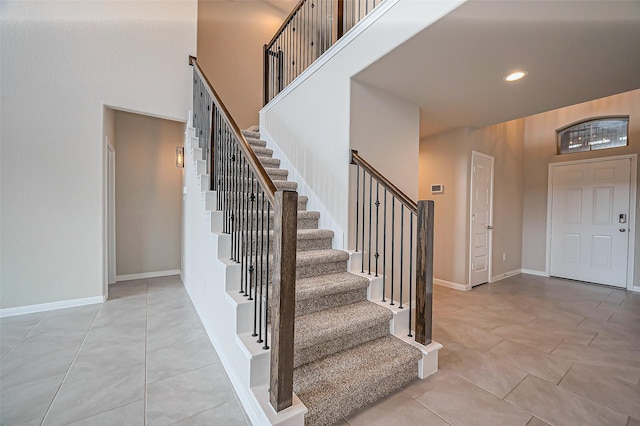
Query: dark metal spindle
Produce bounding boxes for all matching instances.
[399,204,404,309]
[355,165,359,252]
[230,143,237,261]
[263,202,271,350]
[382,189,387,302]
[408,213,414,337]
[390,196,395,306]
[257,190,266,343]
[374,182,379,277]
[248,178,255,300]
[368,173,372,275]
[251,179,260,333]
[360,169,365,273]
[240,160,248,295]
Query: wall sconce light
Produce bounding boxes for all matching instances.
[176,146,184,168]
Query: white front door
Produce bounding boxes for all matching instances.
[550,158,632,287]
[470,151,494,287]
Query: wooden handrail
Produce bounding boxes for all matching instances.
[351,150,417,214]
[189,56,277,204]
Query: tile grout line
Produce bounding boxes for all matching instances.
[0,311,49,362]
[39,304,103,425]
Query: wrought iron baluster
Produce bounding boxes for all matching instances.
[382,189,387,302]
[240,161,248,295]
[263,201,271,350]
[368,173,372,275]
[251,180,260,337]
[248,178,255,300]
[399,204,404,309]
[390,196,395,306]
[355,165,359,252]
[360,169,365,273]
[257,190,266,344]
[408,213,414,337]
[230,143,237,261]
[375,182,379,277]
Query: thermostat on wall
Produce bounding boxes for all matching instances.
[431,184,444,194]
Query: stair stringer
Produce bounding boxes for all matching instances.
[347,250,443,379]
[181,127,307,426]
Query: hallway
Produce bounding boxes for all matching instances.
[2,274,639,425]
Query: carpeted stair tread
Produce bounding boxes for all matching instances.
[296,272,368,301]
[223,176,296,191]
[295,272,369,316]
[242,130,260,139]
[245,137,267,148]
[265,167,288,180]
[247,228,334,253]
[252,146,273,157]
[294,249,348,278]
[293,301,393,367]
[295,301,391,351]
[294,335,422,426]
[296,249,347,266]
[258,157,281,168]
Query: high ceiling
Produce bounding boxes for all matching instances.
[353,0,640,138]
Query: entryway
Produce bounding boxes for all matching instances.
[548,155,637,288]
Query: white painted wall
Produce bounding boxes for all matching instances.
[0,0,197,309]
[261,0,466,241]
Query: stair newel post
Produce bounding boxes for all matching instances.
[270,190,298,412]
[415,200,434,346]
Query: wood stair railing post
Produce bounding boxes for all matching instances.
[415,200,434,345]
[270,190,298,412]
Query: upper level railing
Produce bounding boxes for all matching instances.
[264,0,385,104]
[350,150,434,345]
[190,56,298,412]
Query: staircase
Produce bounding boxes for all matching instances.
[240,128,422,426]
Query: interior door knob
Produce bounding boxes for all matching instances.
[486,225,494,230]
[620,228,627,232]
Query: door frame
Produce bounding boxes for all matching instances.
[468,150,495,287]
[545,154,637,291]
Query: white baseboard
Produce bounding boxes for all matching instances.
[521,269,549,277]
[0,295,105,318]
[490,269,522,283]
[115,269,181,282]
[433,278,471,291]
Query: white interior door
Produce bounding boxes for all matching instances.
[550,158,631,287]
[470,151,494,287]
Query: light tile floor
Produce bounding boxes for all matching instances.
[341,274,640,426]
[2,274,639,425]
[0,276,249,426]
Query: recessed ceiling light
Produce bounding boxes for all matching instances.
[504,71,527,82]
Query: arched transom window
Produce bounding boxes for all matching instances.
[557,117,629,155]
